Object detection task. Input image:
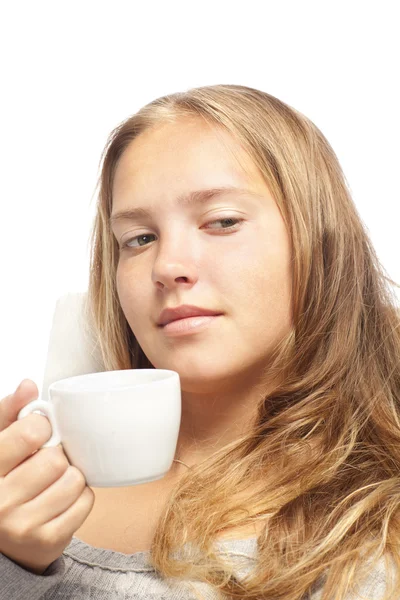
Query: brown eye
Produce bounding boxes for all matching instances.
[121,233,156,250]
[204,217,243,230]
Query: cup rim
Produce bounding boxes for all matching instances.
[48,368,179,394]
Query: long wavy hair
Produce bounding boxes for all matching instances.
[85,84,400,600]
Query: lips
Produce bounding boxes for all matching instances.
[157,305,223,327]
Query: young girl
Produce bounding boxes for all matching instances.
[1,84,399,599]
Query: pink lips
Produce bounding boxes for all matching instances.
[157,304,223,327]
[161,315,221,335]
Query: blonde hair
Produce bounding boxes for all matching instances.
[86,84,400,599]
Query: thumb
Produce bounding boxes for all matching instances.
[0,379,39,432]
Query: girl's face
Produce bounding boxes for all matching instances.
[111,118,293,393]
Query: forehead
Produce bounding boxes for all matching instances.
[112,118,268,204]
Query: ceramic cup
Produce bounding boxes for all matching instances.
[17,369,181,487]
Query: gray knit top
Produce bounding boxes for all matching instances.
[0,535,392,599]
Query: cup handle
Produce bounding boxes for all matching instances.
[17,400,61,448]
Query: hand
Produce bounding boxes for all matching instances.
[0,380,95,574]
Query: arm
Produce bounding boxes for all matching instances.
[0,553,66,599]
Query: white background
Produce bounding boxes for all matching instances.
[0,0,399,399]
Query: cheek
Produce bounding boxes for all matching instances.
[260,254,292,335]
[116,263,148,325]
[233,236,292,328]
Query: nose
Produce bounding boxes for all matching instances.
[151,233,199,291]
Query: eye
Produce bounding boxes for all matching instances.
[120,233,156,250]
[119,217,243,251]
[204,217,242,231]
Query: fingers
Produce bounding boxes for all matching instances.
[0,380,95,575]
[9,466,89,530]
[0,470,95,571]
[0,380,39,432]
[41,486,95,543]
[0,446,69,509]
[0,413,52,477]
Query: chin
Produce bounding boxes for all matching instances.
[174,367,244,395]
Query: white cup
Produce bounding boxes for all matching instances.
[17,369,181,487]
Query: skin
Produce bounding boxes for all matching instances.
[111,116,293,468]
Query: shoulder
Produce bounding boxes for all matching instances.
[312,556,398,600]
[358,556,393,597]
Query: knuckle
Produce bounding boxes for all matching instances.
[66,466,86,488]
[0,502,10,521]
[19,416,51,449]
[45,522,65,544]
[19,424,42,448]
[84,485,95,501]
[0,483,10,516]
[74,488,95,521]
[12,521,34,543]
[35,528,57,548]
[41,448,69,478]
[82,486,95,510]
[0,491,12,519]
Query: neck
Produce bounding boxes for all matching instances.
[173,372,274,468]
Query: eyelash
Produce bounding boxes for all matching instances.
[119,217,244,251]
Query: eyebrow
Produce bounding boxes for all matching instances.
[109,186,257,226]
